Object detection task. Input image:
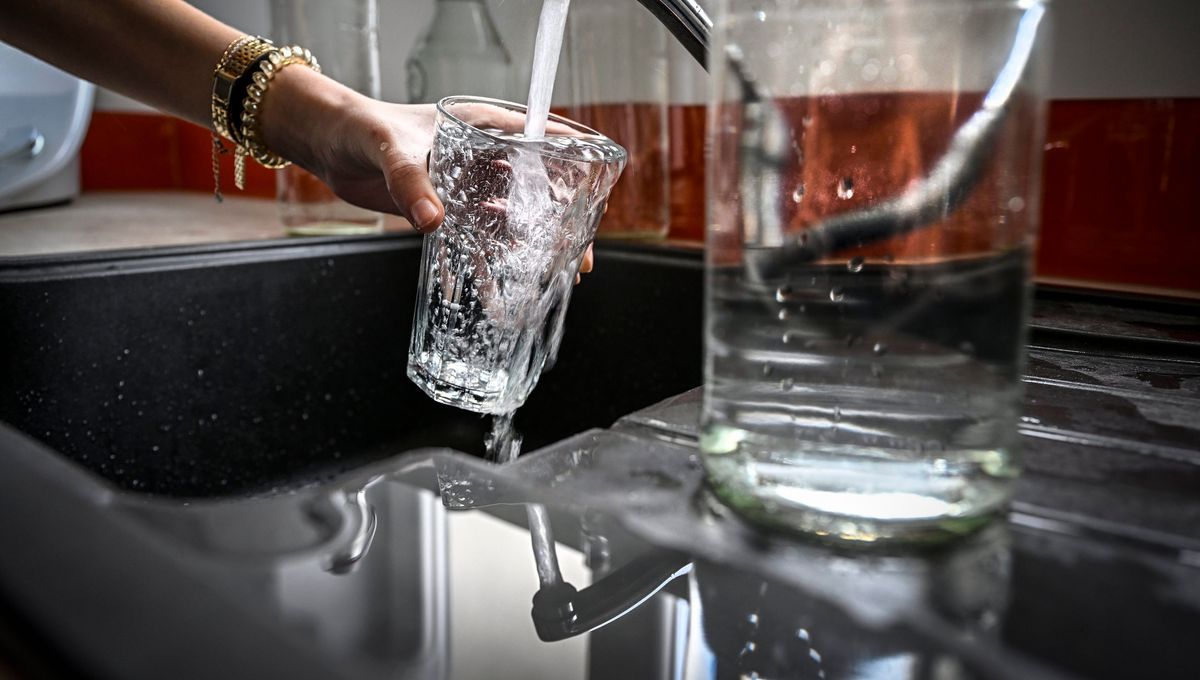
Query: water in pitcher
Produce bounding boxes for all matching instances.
[702,92,1038,543]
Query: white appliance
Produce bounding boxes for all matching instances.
[0,41,95,212]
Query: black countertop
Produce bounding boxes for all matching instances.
[0,240,1198,680]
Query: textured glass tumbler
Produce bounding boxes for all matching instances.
[408,97,626,415]
[701,0,1051,544]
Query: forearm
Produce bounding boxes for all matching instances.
[0,0,239,126]
[0,1,441,226]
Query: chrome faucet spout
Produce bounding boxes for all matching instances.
[634,0,712,68]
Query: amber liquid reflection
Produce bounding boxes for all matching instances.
[668,96,1200,295]
[703,91,1038,265]
[561,102,670,239]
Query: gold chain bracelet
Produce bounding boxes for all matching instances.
[238,45,321,169]
[209,36,319,200]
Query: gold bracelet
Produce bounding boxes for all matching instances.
[237,45,321,169]
[212,36,272,142]
[210,35,274,199]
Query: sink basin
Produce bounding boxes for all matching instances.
[2,234,1200,680]
[0,237,702,496]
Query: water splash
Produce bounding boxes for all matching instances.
[486,412,523,464]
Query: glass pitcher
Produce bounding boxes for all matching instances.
[701,0,1052,544]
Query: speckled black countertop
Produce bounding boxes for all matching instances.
[0,239,1197,680]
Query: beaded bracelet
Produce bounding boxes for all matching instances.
[210,36,320,200]
[237,45,321,169]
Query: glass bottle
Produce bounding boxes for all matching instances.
[270,0,384,236]
[405,0,515,105]
[564,0,671,240]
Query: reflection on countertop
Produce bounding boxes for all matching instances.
[0,192,415,257]
[1,237,1197,679]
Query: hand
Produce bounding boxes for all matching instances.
[577,244,594,285]
[259,67,446,232]
[260,68,600,284]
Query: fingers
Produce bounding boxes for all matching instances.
[575,243,595,286]
[379,146,444,232]
[580,243,594,274]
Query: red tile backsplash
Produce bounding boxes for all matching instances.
[1037,98,1200,295]
[80,98,1200,295]
[81,112,275,198]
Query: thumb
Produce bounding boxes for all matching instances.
[380,146,444,232]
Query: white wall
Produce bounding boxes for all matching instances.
[95,0,1200,112]
[1049,0,1200,99]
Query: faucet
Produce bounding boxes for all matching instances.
[525,504,692,642]
[634,0,711,68]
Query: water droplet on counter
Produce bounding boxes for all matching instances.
[775,285,794,303]
[836,177,854,199]
[791,184,806,203]
[761,364,774,377]
[872,342,888,356]
[829,287,844,302]
[777,309,789,321]
[847,256,864,272]
[780,377,795,391]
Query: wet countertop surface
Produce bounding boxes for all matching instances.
[0,192,414,256]
[0,251,1198,678]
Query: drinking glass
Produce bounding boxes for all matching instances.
[702,0,1051,543]
[408,96,626,415]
